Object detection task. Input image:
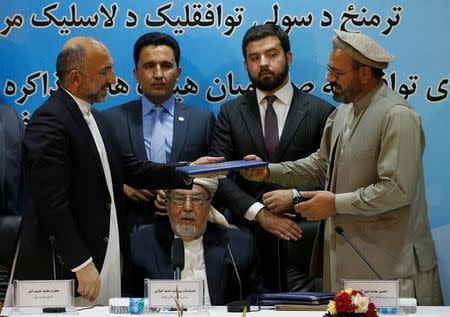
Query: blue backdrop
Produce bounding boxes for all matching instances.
[1,0,449,304]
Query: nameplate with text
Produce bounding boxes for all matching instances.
[14,279,74,308]
[342,279,399,309]
[146,279,204,308]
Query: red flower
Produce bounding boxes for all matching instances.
[367,302,377,317]
[334,291,352,313]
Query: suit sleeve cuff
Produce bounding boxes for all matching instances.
[71,257,93,272]
[244,202,265,221]
[266,163,284,183]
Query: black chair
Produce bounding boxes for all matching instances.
[0,215,22,301]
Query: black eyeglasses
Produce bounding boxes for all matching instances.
[167,194,210,207]
[326,65,362,80]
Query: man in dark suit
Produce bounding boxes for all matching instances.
[11,37,221,306]
[0,105,24,216]
[103,32,215,229]
[209,24,334,292]
[0,105,24,304]
[130,177,264,305]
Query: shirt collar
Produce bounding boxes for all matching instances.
[173,234,204,249]
[256,75,293,106]
[141,94,175,117]
[62,87,93,115]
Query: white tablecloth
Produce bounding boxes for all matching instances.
[2,306,450,317]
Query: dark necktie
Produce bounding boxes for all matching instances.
[264,95,278,162]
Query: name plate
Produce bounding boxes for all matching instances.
[342,279,399,309]
[146,279,204,308]
[13,279,74,308]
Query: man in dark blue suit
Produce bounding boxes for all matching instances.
[130,177,264,305]
[103,32,215,229]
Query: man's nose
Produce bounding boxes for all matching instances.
[153,65,164,78]
[107,70,116,84]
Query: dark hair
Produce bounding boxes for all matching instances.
[242,24,290,59]
[133,32,181,68]
[55,45,86,84]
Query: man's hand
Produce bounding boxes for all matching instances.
[189,156,228,178]
[294,191,336,221]
[154,190,167,212]
[75,262,100,302]
[192,156,225,165]
[123,184,154,203]
[262,189,293,213]
[239,154,270,182]
[255,208,302,241]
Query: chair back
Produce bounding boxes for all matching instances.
[0,215,22,300]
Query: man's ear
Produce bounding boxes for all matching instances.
[286,51,293,66]
[132,68,139,82]
[68,69,82,88]
[359,65,372,84]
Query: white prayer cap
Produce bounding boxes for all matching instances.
[332,30,394,69]
[193,177,219,196]
[194,177,230,228]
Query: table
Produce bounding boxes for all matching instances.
[2,306,450,316]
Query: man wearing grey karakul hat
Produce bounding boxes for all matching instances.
[240,30,442,305]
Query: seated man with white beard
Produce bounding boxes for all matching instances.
[130,177,264,305]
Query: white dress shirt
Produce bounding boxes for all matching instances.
[67,90,121,306]
[181,236,211,306]
[244,79,294,221]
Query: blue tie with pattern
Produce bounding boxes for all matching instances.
[150,106,166,163]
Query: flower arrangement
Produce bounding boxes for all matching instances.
[324,288,378,317]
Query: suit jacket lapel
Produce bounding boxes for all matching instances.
[203,225,226,305]
[93,111,122,191]
[59,89,107,188]
[170,103,189,163]
[276,86,308,160]
[128,101,147,160]
[240,93,269,160]
[155,221,175,278]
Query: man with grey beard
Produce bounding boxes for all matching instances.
[130,177,264,305]
[9,36,222,307]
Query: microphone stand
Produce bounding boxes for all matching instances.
[225,238,249,313]
[335,226,382,279]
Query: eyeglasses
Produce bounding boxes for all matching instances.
[167,195,210,207]
[326,66,362,80]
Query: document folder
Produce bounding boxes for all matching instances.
[175,160,268,175]
[258,291,334,306]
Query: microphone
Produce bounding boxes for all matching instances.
[335,226,382,280]
[45,235,67,313]
[171,238,184,280]
[224,236,249,313]
[48,235,57,280]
